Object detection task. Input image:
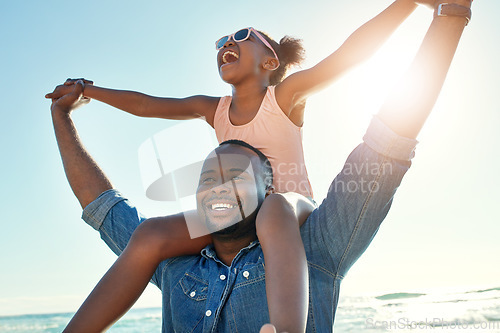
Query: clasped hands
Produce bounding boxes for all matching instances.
[46,78,93,114]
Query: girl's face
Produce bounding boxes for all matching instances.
[216,31,276,85]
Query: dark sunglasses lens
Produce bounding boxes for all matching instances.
[234,29,251,42]
[216,36,229,49]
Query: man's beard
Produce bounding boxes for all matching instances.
[211,206,259,241]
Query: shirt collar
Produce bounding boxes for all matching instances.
[201,240,260,262]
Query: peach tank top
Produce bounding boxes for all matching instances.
[213,86,313,198]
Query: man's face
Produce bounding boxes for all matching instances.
[195,145,266,234]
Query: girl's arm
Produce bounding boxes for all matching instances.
[63,215,212,333]
[377,0,471,139]
[276,0,419,111]
[46,81,220,126]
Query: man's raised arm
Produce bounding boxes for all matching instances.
[50,80,113,208]
[308,0,474,279]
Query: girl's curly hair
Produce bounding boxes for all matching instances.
[258,31,306,86]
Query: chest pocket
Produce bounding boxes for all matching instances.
[171,273,209,332]
[234,260,266,289]
[179,273,209,301]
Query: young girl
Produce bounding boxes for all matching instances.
[47,1,434,331]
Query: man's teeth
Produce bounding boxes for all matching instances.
[211,203,235,210]
[222,51,239,64]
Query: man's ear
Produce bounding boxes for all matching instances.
[263,58,279,71]
[265,185,276,197]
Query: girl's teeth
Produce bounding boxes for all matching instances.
[222,51,239,64]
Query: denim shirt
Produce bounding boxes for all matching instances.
[82,116,417,332]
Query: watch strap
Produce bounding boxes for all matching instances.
[435,3,472,25]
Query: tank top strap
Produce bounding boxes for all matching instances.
[264,85,284,115]
[262,86,300,129]
[213,95,232,135]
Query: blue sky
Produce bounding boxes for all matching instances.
[1,0,499,317]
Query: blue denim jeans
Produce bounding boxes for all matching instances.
[82,116,417,332]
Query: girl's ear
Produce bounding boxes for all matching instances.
[263,58,279,71]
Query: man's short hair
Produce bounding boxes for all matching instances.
[219,140,273,187]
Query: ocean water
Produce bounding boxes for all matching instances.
[0,308,162,333]
[1,287,499,332]
[335,286,500,332]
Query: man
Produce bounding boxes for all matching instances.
[50,1,472,331]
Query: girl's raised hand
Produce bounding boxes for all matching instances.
[414,0,436,8]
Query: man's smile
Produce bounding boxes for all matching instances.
[203,197,241,221]
[210,202,236,210]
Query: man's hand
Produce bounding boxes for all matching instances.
[64,77,94,86]
[415,0,472,9]
[48,80,90,114]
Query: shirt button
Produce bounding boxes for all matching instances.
[243,271,250,278]
[190,291,196,297]
[220,274,226,281]
[205,310,212,317]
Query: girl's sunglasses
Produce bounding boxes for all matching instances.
[215,27,279,64]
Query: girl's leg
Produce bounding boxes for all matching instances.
[64,213,212,333]
[256,193,316,333]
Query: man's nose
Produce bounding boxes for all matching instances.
[211,180,232,194]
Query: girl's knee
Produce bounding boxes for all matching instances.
[256,193,297,236]
[130,215,187,258]
[259,193,295,218]
[130,218,168,254]
[132,214,211,258]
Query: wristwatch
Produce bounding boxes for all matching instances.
[435,3,472,25]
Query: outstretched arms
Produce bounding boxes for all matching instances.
[317,0,472,278]
[50,81,113,208]
[50,83,214,332]
[46,80,220,126]
[277,0,419,110]
[377,0,472,139]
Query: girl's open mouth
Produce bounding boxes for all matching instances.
[221,50,239,65]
